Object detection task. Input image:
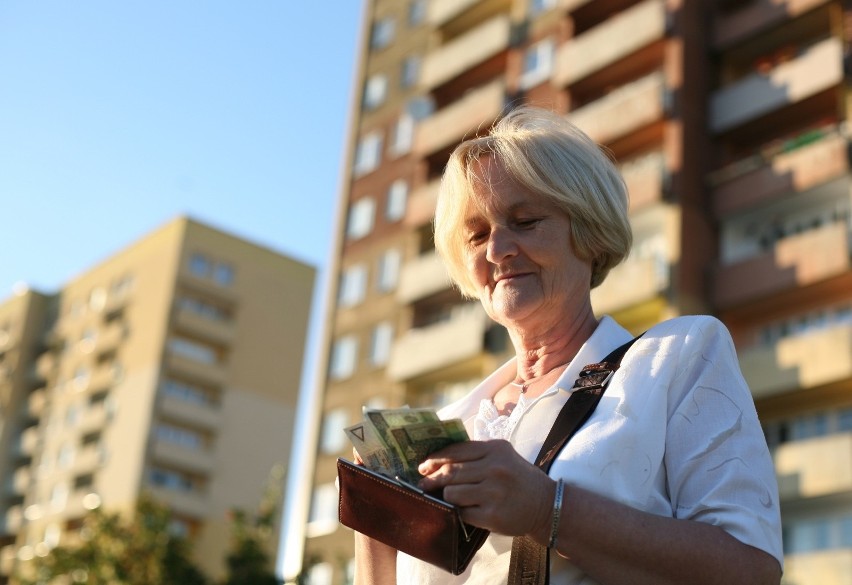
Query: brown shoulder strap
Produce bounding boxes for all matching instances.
[507,334,642,585]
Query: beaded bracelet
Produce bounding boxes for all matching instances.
[548,478,565,549]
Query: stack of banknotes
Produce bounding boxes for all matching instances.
[345,407,469,484]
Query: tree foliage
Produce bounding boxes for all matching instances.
[17,495,208,585]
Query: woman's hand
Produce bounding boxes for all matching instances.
[417,439,555,543]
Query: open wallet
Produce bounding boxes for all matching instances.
[337,457,490,575]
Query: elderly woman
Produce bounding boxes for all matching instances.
[355,106,783,584]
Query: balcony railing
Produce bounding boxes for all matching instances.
[404,180,440,227]
[715,222,851,309]
[388,304,491,381]
[621,151,665,211]
[783,548,852,585]
[554,0,666,87]
[151,439,215,474]
[27,387,46,419]
[78,406,109,435]
[19,426,39,457]
[397,251,452,304]
[711,131,849,217]
[165,353,227,387]
[173,308,235,345]
[568,72,666,145]
[147,485,210,518]
[159,394,223,430]
[740,322,852,399]
[414,79,505,156]
[419,14,511,89]
[775,431,852,500]
[713,0,832,50]
[591,256,669,314]
[94,323,126,355]
[73,446,106,474]
[428,0,482,26]
[2,505,22,535]
[710,37,843,134]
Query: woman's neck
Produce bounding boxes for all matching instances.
[508,305,599,382]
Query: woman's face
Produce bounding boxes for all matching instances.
[463,156,592,329]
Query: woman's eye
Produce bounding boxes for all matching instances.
[515,218,540,229]
[468,231,488,244]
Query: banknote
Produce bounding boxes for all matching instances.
[344,407,469,483]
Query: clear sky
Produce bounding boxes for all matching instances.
[0,1,363,298]
[0,0,365,578]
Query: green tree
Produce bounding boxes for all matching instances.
[219,465,284,585]
[17,495,208,585]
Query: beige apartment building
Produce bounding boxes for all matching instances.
[299,0,852,583]
[0,216,315,582]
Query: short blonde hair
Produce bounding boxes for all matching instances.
[434,106,632,298]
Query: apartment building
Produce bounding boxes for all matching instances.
[0,216,315,582]
[301,1,852,583]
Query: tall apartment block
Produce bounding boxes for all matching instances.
[0,216,315,582]
[300,1,852,583]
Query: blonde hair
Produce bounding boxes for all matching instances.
[434,106,632,298]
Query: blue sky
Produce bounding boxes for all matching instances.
[0,0,365,577]
[0,1,363,297]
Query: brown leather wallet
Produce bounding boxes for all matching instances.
[337,458,489,575]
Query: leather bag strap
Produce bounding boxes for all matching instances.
[507,335,642,585]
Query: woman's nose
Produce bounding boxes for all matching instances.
[486,226,518,263]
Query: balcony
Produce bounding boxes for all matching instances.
[2,506,22,535]
[165,353,227,387]
[783,549,852,585]
[710,37,843,134]
[428,0,481,26]
[27,387,46,419]
[87,365,120,393]
[414,79,505,156]
[147,485,210,518]
[78,406,109,435]
[715,222,851,309]
[712,131,849,218]
[388,304,491,381]
[397,252,453,305]
[775,432,852,500]
[713,0,832,50]
[419,14,511,89]
[178,272,238,304]
[34,352,55,380]
[150,439,215,474]
[173,308,235,345]
[568,72,666,145]
[404,180,440,227]
[554,0,666,87]
[0,543,15,575]
[158,394,222,430]
[19,426,39,457]
[94,323,125,355]
[621,151,665,211]
[10,467,30,496]
[592,256,669,315]
[740,323,852,399]
[73,446,106,474]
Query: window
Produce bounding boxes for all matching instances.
[213,263,234,286]
[376,249,401,292]
[168,337,218,364]
[408,0,426,26]
[329,336,358,380]
[177,296,230,321]
[363,74,388,110]
[370,17,395,50]
[57,443,75,469]
[520,38,555,89]
[149,466,195,492]
[307,483,339,537]
[369,322,394,367]
[346,198,376,241]
[385,180,409,222]
[400,55,421,88]
[72,367,90,392]
[43,523,61,549]
[306,562,334,585]
[189,253,211,278]
[78,329,97,353]
[320,408,349,454]
[338,264,368,308]
[353,132,383,177]
[162,378,216,407]
[50,482,69,511]
[156,423,204,450]
[388,114,414,156]
[88,287,107,312]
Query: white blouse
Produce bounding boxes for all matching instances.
[396,315,783,585]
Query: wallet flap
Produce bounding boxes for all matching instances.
[337,458,488,575]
